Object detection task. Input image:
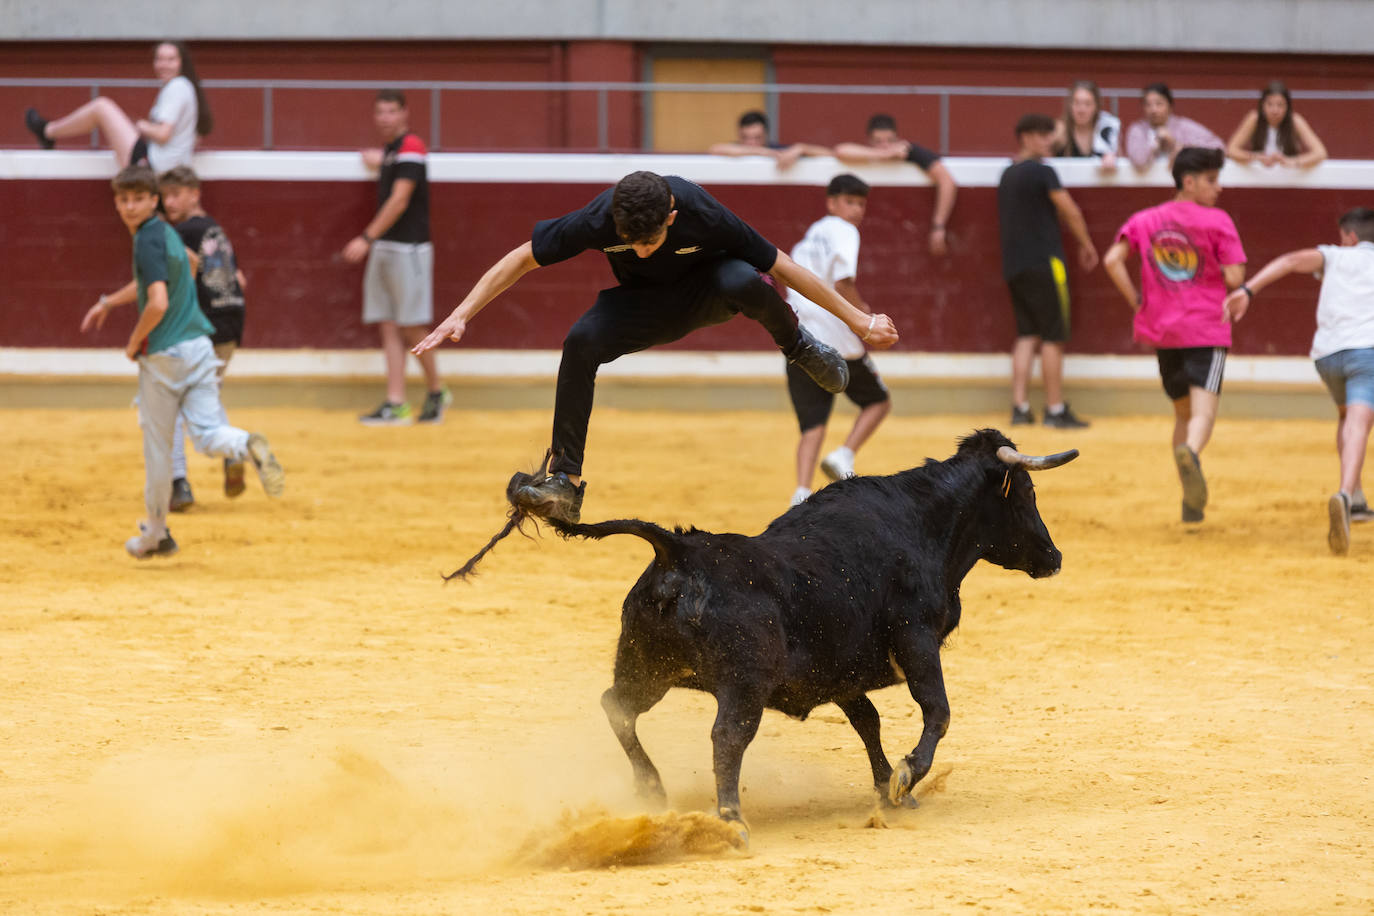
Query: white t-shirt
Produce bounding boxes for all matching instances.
[785,214,866,359]
[1312,241,1374,359]
[146,75,198,172]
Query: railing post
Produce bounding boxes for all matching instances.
[597,87,608,152]
[939,91,950,155]
[90,84,99,149]
[263,86,274,150]
[431,87,441,150]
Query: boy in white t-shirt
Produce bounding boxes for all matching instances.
[1224,206,1374,555]
[781,174,892,507]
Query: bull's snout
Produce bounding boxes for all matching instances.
[1028,545,1063,578]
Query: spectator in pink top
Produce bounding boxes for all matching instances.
[1102,148,1247,524]
[1124,83,1224,172]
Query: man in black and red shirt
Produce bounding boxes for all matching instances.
[341,89,449,425]
[412,170,900,524]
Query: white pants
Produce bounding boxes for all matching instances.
[137,335,249,528]
[171,340,237,479]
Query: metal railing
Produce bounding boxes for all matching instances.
[6,76,1373,154]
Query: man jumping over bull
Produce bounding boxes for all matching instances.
[412,170,899,523]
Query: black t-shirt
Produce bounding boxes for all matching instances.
[174,214,245,345]
[530,176,778,288]
[997,158,1066,280]
[378,131,430,244]
[906,143,941,171]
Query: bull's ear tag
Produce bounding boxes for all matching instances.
[1001,470,1011,498]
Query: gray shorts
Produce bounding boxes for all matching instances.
[363,240,434,326]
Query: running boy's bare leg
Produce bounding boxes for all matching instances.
[1337,404,1374,495]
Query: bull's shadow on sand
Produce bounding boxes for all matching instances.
[449,429,1078,844]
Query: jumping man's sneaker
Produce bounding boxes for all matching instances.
[125,521,178,559]
[224,458,247,498]
[1010,404,1035,426]
[1328,492,1351,556]
[1350,500,1373,523]
[1173,443,1207,523]
[786,327,849,394]
[169,476,195,512]
[359,401,412,425]
[1043,403,1090,429]
[24,108,54,149]
[513,471,586,525]
[820,447,856,482]
[417,388,453,424]
[246,433,285,498]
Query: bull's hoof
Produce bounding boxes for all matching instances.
[718,806,751,847]
[880,786,920,810]
[888,760,916,805]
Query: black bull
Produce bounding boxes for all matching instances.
[457,430,1078,835]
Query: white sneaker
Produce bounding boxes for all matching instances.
[790,486,812,507]
[125,521,178,559]
[820,448,855,482]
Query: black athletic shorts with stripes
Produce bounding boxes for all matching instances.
[1156,346,1228,400]
[786,354,889,432]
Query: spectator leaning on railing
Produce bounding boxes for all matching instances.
[707,110,831,170]
[1124,83,1224,172]
[834,113,958,256]
[1051,80,1120,172]
[1225,81,1328,169]
[24,41,211,171]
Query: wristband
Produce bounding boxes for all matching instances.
[861,314,877,341]
[1240,284,1255,299]
[98,294,108,308]
[361,232,374,244]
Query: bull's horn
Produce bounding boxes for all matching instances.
[997,445,1079,471]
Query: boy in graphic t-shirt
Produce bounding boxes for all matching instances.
[1103,147,1247,524]
[780,174,891,507]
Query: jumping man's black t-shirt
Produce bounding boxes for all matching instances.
[997,158,1066,280]
[174,214,245,345]
[530,176,778,288]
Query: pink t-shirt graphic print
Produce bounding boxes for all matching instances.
[1116,200,1245,349]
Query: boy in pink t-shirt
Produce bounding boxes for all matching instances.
[1103,147,1247,523]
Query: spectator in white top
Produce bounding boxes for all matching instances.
[1223,207,1374,554]
[1051,80,1121,172]
[25,41,211,171]
[1225,81,1328,170]
[778,173,892,507]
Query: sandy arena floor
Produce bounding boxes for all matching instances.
[0,402,1370,914]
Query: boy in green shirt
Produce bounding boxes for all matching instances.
[81,165,284,558]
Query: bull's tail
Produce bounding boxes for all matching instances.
[546,517,679,565]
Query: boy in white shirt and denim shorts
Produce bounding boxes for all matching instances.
[782,174,891,507]
[1225,206,1374,555]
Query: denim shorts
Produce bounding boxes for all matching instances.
[1315,347,1374,408]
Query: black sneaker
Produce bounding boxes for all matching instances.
[417,388,452,423]
[1350,500,1373,523]
[1173,443,1207,523]
[1011,404,1035,426]
[169,476,195,512]
[1043,404,1090,429]
[513,472,586,525]
[24,108,54,150]
[359,401,412,425]
[786,327,848,394]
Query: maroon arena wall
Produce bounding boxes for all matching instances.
[3,176,1359,357]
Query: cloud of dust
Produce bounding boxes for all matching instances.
[0,728,754,899]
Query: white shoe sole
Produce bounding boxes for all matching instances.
[1328,493,1351,556]
[247,433,284,498]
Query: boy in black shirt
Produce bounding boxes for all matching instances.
[158,165,250,506]
[997,113,1099,428]
[413,170,899,524]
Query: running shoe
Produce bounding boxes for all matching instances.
[359,401,412,425]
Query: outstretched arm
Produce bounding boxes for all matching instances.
[411,241,542,354]
[1223,248,1322,323]
[769,250,898,348]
